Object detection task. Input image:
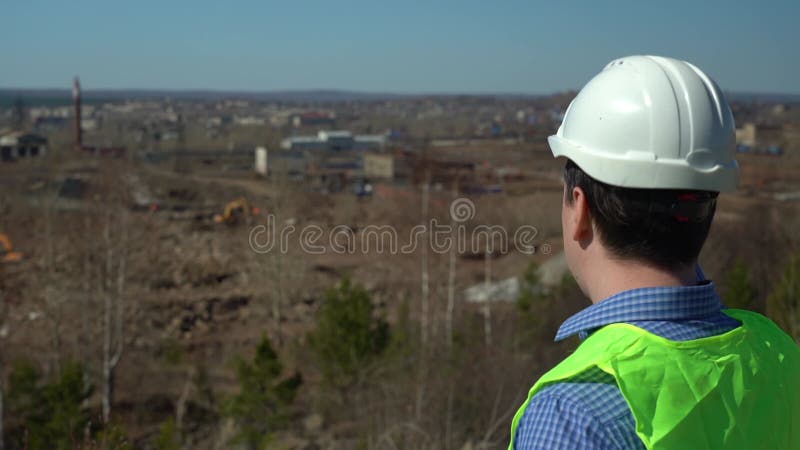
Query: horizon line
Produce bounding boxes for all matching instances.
[0,86,557,96]
[1,86,800,99]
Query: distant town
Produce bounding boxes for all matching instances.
[1,79,797,195]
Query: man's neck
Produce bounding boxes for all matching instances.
[585,258,697,304]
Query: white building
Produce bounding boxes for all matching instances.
[281,130,386,152]
[280,135,328,151]
[254,146,268,176]
[318,130,354,150]
[235,115,266,126]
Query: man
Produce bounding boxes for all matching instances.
[509,55,800,450]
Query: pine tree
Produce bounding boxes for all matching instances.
[767,253,800,342]
[723,259,757,310]
[6,361,91,450]
[224,335,302,450]
[308,277,389,390]
[516,262,552,347]
[516,263,575,350]
[152,418,181,450]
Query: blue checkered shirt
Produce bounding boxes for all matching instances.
[513,269,741,450]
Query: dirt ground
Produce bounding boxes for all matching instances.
[1,146,799,446]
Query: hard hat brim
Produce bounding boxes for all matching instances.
[548,134,739,192]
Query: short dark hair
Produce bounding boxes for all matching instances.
[563,159,717,271]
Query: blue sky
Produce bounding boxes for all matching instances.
[1,0,798,94]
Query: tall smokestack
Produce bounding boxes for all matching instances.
[73,76,82,150]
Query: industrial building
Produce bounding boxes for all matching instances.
[735,122,786,155]
[736,123,757,147]
[0,131,48,161]
[280,130,387,152]
[363,153,394,179]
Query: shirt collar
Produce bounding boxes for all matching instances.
[554,281,723,342]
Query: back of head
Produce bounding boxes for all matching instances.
[552,55,738,270]
[563,160,717,270]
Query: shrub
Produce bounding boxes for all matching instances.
[767,253,800,341]
[723,258,757,310]
[224,335,302,450]
[6,360,92,450]
[307,277,389,389]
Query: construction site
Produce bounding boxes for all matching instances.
[1,75,800,450]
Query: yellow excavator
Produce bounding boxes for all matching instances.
[213,198,259,225]
[0,233,23,263]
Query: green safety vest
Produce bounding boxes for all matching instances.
[509,309,800,450]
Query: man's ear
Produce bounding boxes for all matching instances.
[570,186,593,242]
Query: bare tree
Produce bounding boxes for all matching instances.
[88,161,134,425]
[420,169,431,348]
[175,366,196,434]
[483,243,493,347]
[42,193,65,372]
[413,168,433,426]
[81,215,93,371]
[268,170,290,346]
[445,183,458,350]
[101,208,128,423]
[270,252,284,346]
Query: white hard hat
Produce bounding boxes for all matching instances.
[549,55,738,192]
